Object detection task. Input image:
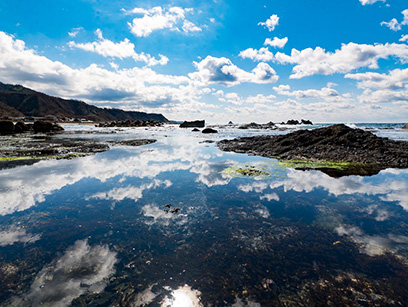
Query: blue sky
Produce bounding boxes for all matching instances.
[0,0,408,123]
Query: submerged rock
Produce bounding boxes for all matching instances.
[218,124,408,176]
[179,120,205,128]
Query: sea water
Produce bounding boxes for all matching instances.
[0,124,408,306]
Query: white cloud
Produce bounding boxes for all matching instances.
[346,68,408,90]
[245,94,276,104]
[359,0,385,5]
[275,42,408,79]
[239,47,274,62]
[68,27,83,38]
[12,239,117,307]
[0,225,40,246]
[126,6,200,37]
[346,68,408,103]
[381,18,401,31]
[273,84,341,100]
[258,14,279,31]
[87,179,172,202]
[400,34,408,42]
[0,31,199,110]
[381,9,408,31]
[182,20,202,33]
[68,29,168,66]
[264,37,288,48]
[189,56,278,86]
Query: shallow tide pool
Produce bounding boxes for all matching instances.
[1,126,408,306]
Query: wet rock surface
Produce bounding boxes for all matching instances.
[0,134,157,169]
[218,124,408,176]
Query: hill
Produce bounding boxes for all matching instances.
[0,82,168,122]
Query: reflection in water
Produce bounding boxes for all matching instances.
[0,225,40,247]
[10,239,117,307]
[1,128,408,305]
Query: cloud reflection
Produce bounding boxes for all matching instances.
[10,239,117,307]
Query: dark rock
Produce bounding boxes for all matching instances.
[218,124,408,176]
[33,121,64,133]
[285,119,300,125]
[301,119,313,125]
[239,122,275,129]
[0,120,14,134]
[228,121,234,125]
[108,139,156,146]
[192,128,200,132]
[402,124,408,129]
[179,120,205,128]
[14,121,31,133]
[202,128,218,134]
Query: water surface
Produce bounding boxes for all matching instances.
[1,125,408,306]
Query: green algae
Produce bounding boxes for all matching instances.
[222,164,270,178]
[279,159,353,170]
[0,152,90,162]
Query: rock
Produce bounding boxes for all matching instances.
[14,121,31,133]
[218,124,408,176]
[98,120,163,128]
[0,120,14,134]
[301,119,313,125]
[238,122,276,129]
[192,128,200,132]
[402,124,408,129]
[202,128,218,134]
[285,119,300,125]
[33,121,64,133]
[179,120,205,128]
[228,121,234,125]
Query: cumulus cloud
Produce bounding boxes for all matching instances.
[11,239,117,307]
[189,56,278,86]
[0,31,197,109]
[126,6,201,37]
[346,68,408,103]
[68,29,168,66]
[239,47,274,62]
[346,68,408,90]
[381,9,408,31]
[258,14,279,31]
[274,42,408,79]
[0,225,40,246]
[264,37,288,48]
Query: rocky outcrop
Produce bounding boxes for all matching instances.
[97,120,163,128]
[281,119,313,125]
[179,120,205,128]
[218,124,408,176]
[0,120,15,134]
[239,122,276,129]
[402,124,408,129]
[33,121,64,133]
[202,128,218,134]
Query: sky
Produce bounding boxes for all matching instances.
[0,0,408,123]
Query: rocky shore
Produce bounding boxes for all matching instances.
[0,133,156,170]
[97,120,163,128]
[218,124,408,176]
